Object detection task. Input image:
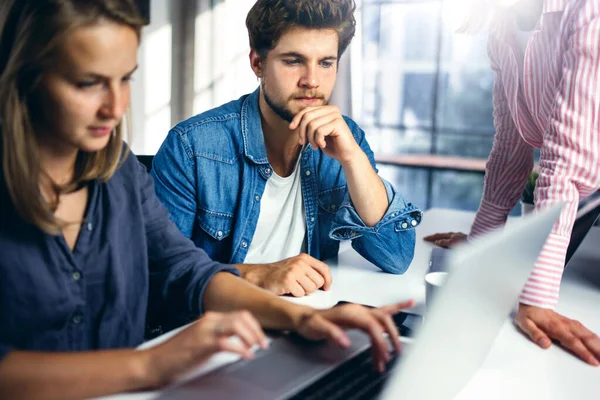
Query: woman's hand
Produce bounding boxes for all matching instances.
[294,300,415,373]
[423,232,468,248]
[143,310,269,387]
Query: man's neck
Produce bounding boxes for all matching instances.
[258,92,303,177]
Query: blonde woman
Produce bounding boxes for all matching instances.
[425,0,600,365]
[0,1,413,398]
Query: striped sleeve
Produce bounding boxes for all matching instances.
[521,1,600,309]
[469,36,535,240]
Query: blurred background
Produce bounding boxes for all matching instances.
[130,0,521,214]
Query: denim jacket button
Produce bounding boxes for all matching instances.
[217,231,223,238]
[310,217,315,222]
[401,222,408,229]
[255,195,260,201]
[305,170,311,176]
[265,168,271,174]
[242,241,248,248]
[411,219,417,227]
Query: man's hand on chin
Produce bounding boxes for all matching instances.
[289,105,361,164]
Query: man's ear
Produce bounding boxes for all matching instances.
[249,49,263,78]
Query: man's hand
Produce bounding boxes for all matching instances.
[423,232,468,248]
[294,300,415,372]
[289,105,360,164]
[515,303,600,366]
[238,254,332,297]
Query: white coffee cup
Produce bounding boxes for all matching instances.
[425,271,448,311]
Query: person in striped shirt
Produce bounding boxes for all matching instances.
[425,0,600,366]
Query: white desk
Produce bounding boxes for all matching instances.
[100,208,600,400]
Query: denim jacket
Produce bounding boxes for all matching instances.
[151,88,422,274]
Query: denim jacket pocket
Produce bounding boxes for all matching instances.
[318,186,346,215]
[196,208,234,241]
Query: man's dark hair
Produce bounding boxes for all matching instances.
[246,0,356,60]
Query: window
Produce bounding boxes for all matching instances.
[354,0,502,211]
[132,0,512,212]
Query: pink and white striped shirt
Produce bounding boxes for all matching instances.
[469,0,600,309]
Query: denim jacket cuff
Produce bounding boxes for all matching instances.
[328,179,423,240]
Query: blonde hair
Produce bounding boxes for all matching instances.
[0,0,145,234]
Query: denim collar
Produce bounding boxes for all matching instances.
[240,87,270,165]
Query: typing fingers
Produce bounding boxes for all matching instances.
[213,311,267,352]
[373,310,402,355]
[214,336,256,360]
[378,299,415,316]
[363,315,390,373]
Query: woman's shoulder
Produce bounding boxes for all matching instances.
[105,143,148,188]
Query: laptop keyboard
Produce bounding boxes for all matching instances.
[285,310,414,400]
[285,346,398,400]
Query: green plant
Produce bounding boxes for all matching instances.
[521,171,539,204]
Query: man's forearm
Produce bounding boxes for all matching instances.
[0,349,151,400]
[233,263,266,286]
[203,272,313,330]
[341,151,388,227]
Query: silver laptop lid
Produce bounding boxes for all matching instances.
[380,203,563,400]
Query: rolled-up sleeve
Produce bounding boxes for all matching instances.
[469,35,535,240]
[139,161,239,331]
[328,119,423,274]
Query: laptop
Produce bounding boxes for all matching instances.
[430,193,600,274]
[157,203,563,400]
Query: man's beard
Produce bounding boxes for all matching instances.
[263,86,296,123]
[261,81,328,123]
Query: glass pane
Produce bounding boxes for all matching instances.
[365,127,432,156]
[431,170,484,211]
[377,165,428,211]
[436,1,494,133]
[360,1,441,129]
[143,24,172,114]
[143,106,171,155]
[194,0,257,114]
[435,132,494,159]
[430,169,520,215]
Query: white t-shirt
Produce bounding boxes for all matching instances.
[244,159,306,264]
